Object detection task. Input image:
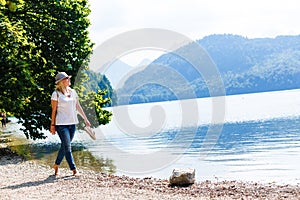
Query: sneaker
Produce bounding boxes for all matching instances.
[84,126,96,140]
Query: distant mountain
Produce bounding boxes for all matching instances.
[136,58,152,67]
[198,34,300,73]
[115,34,300,105]
[102,59,133,89]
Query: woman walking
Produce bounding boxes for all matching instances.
[50,72,91,176]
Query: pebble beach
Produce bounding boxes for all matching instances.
[1,143,300,200]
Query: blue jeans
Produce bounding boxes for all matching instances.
[55,125,76,170]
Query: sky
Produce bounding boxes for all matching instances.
[88,0,300,66]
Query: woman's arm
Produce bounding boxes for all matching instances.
[50,99,57,134]
[76,100,91,127]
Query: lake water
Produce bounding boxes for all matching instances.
[2,89,300,184]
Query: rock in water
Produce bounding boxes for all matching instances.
[169,168,195,186]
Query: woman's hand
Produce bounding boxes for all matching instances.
[50,125,56,135]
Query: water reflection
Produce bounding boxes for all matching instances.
[6,136,116,174]
[92,116,300,183]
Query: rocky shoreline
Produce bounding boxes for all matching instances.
[1,132,300,199]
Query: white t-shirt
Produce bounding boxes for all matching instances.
[51,89,79,125]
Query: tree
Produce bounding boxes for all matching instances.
[0,0,112,140]
[82,70,117,106]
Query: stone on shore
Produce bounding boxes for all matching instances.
[169,168,195,186]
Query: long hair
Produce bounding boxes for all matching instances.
[55,81,70,94]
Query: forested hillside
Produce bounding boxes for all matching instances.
[82,70,116,106]
[116,34,300,105]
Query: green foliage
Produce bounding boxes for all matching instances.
[75,80,112,129]
[74,69,113,129]
[82,70,117,106]
[0,0,112,140]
